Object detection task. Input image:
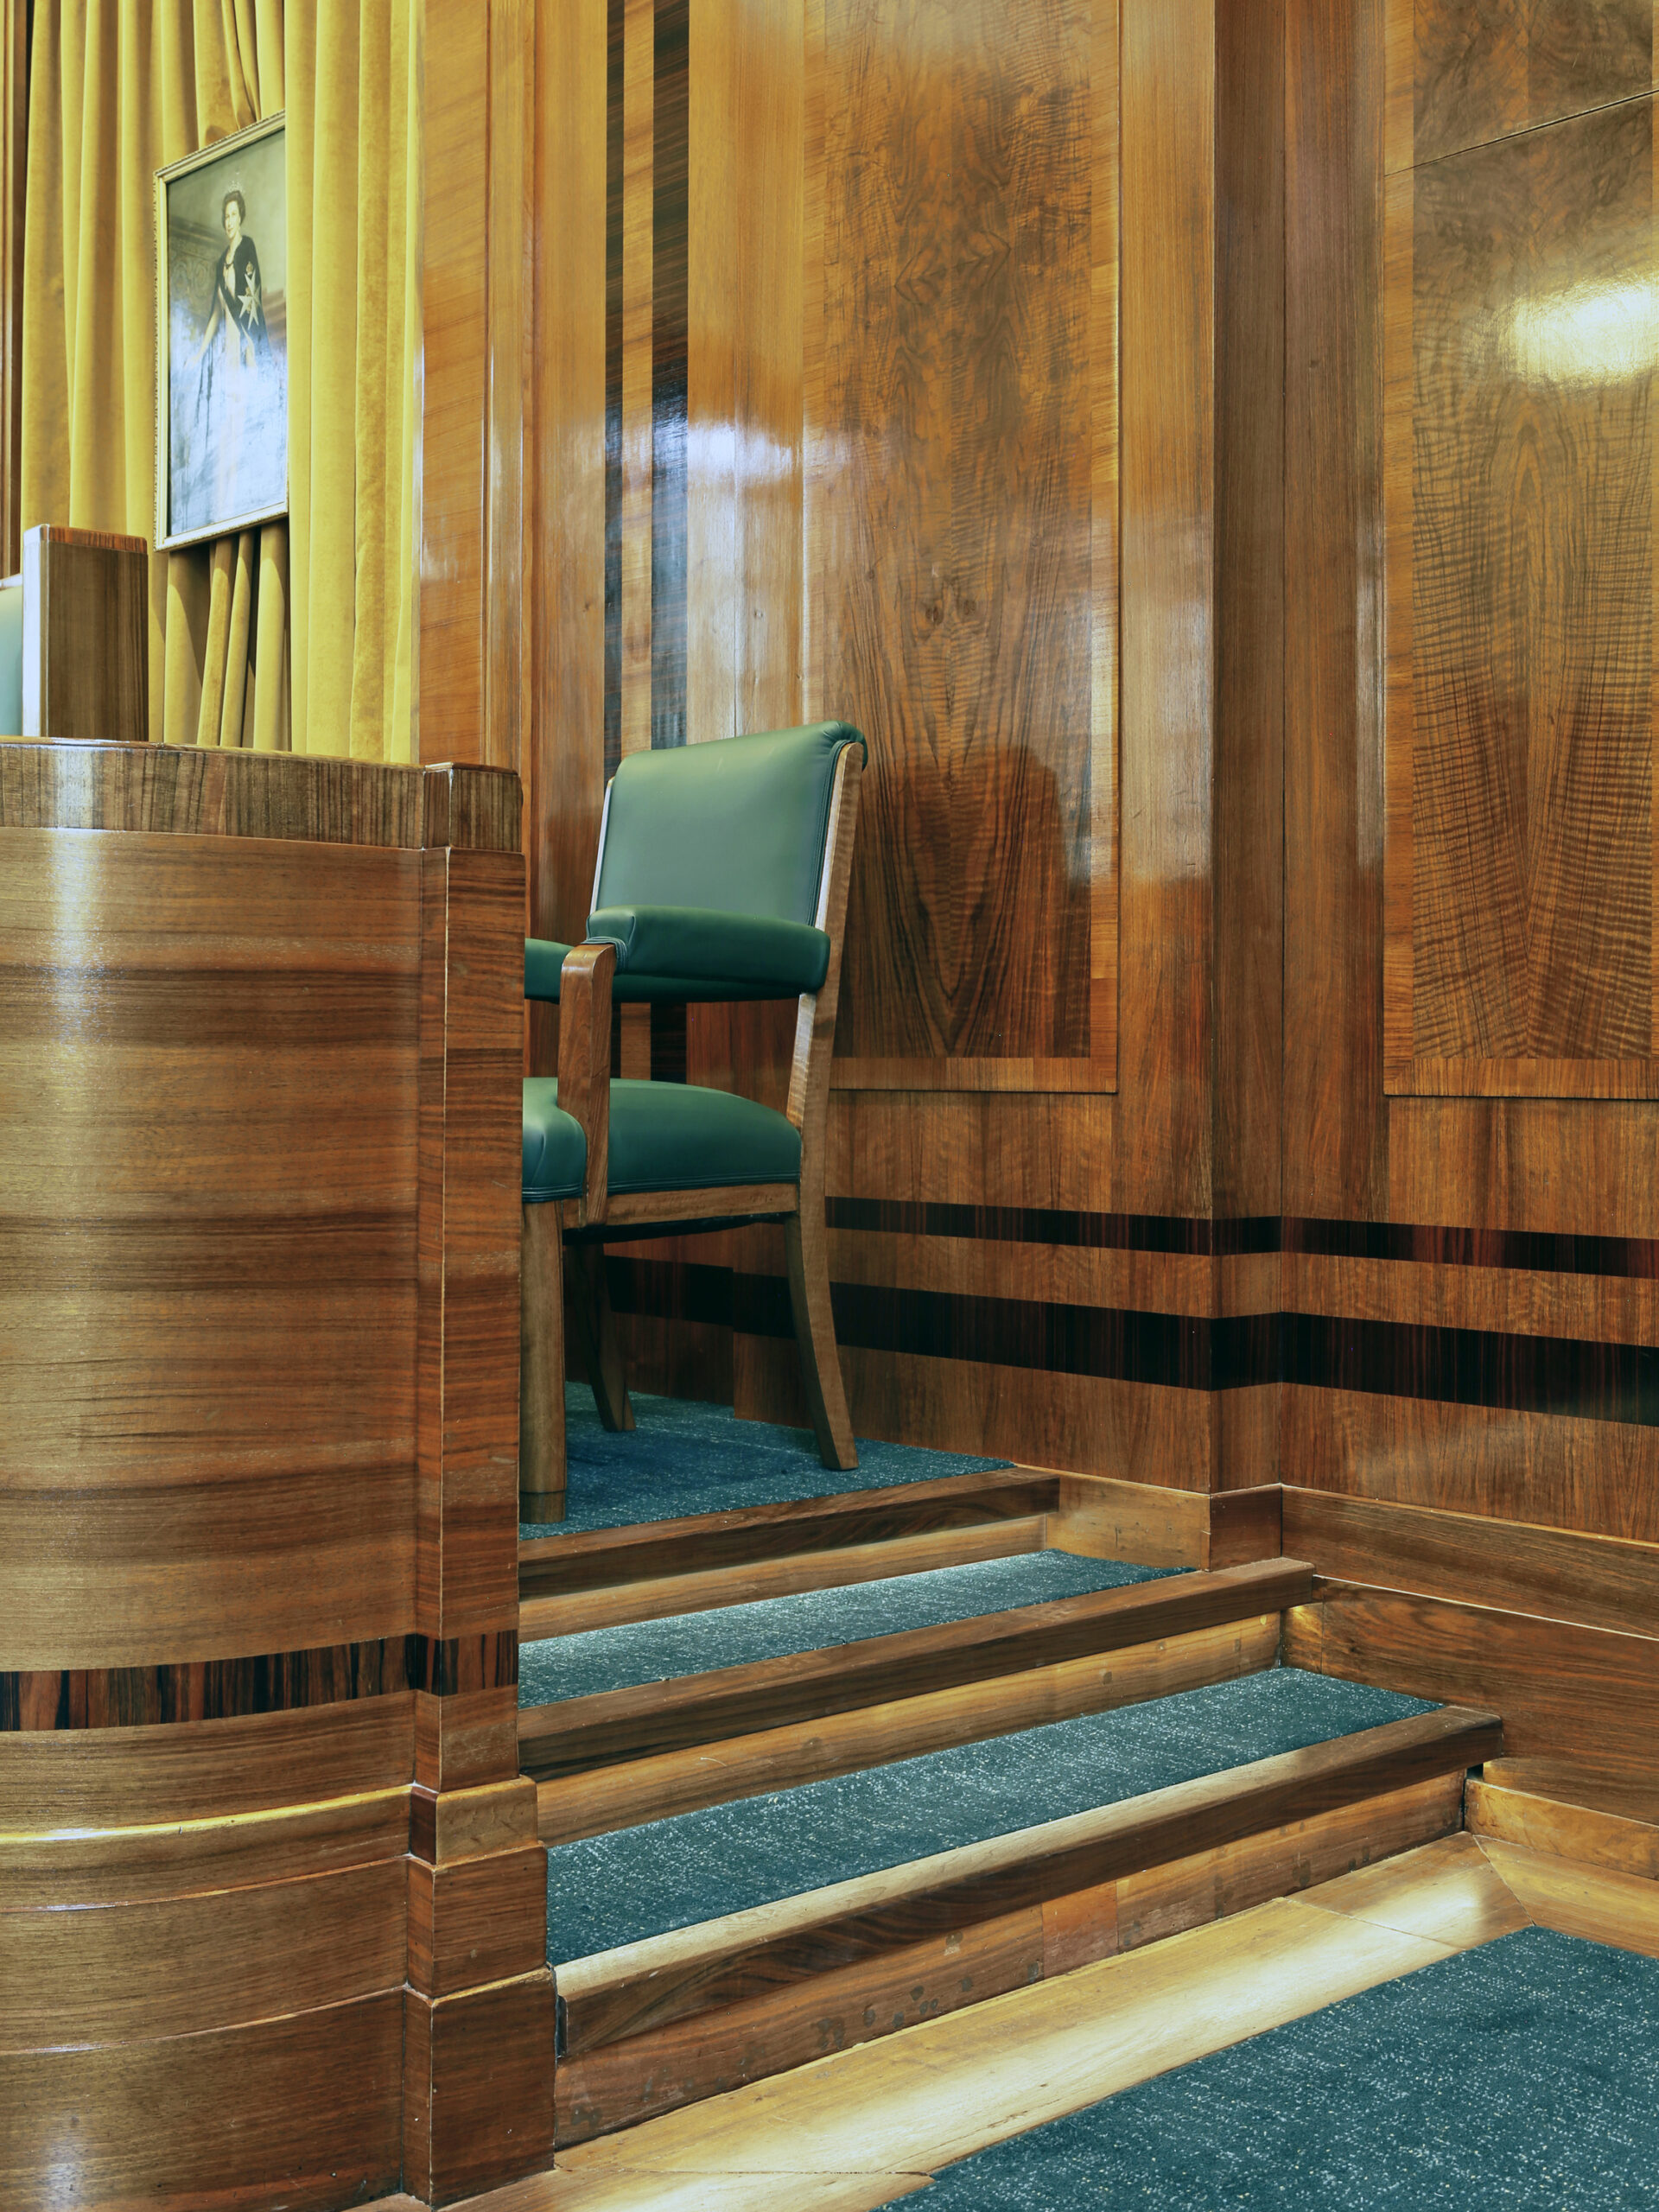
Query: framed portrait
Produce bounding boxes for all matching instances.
[155,115,288,552]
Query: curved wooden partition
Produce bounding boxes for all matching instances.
[0,745,550,2210]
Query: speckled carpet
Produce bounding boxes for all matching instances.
[521,1384,1012,1539]
[918,1929,1659,2208]
[545,1668,1432,1962]
[520,1548,1179,1706]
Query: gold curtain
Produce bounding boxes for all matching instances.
[20,0,419,760]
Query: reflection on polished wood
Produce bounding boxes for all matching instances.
[1385,86,1657,1092]
[817,0,1117,1090]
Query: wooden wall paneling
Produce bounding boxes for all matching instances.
[487,0,534,782]
[1398,0,1657,172]
[529,0,607,1081]
[820,0,1117,1095]
[403,1972,556,2207]
[1288,1583,1659,1778]
[1283,1485,1659,1635]
[1281,1384,1659,1547]
[620,0,656,768]
[0,0,22,579]
[415,844,526,1790]
[421,1,489,761]
[1384,79,1658,1096]
[0,1994,406,2212]
[0,830,422,1672]
[1283,0,1389,1224]
[0,1857,407,2051]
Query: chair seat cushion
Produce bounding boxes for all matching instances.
[523,1081,588,1202]
[537,1077,802,1197]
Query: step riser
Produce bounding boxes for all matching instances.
[520,1560,1314,1783]
[553,1768,1465,2148]
[537,1615,1281,1846]
[522,1517,1048,1641]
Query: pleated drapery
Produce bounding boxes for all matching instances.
[20,0,419,760]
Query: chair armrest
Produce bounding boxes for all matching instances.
[524,938,575,1002]
[556,941,614,1224]
[585,906,832,999]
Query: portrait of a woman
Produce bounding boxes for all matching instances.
[158,119,289,548]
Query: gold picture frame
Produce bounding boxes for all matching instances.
[155,114,289,552]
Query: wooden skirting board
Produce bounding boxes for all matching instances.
[550,1707,1497,2145]
[520,1561,1313,1786]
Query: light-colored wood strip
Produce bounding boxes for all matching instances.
[1478,1837,1659,1960]
[1466,1778,1659,1881]
[521,1517,1045,1640]
[1296,1829,1531,1949]
[559,1894,1456,2177]
[537,1614,1281,1845]
[432,2171,929,2209]
[601,1183,798,1228]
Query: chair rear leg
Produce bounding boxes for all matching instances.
[566,1241,635,1433]
[785,1205,857,1470]
[519,1200,568,1522]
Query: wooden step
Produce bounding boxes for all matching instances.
[552,1703,1500,2145]
[519,1558,1314,1784]
[1467,1760,1659,1880]
[519,1471,1057,1638]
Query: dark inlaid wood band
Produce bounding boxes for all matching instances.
[1,1632,517,1734]
[604,1255,1659,1424]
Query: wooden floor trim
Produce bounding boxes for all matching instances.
[520,1560,1313,1783]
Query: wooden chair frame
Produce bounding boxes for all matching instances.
[519,745,863,1521]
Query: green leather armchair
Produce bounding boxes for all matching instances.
[520,721,865,1519]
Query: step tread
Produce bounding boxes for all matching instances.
[520,1548,1179,1707]
[556,1702,1498,2055]
[519,1559,1313,1779]
[542,1667,1446,1967]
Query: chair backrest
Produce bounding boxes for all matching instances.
[592,721,865,925]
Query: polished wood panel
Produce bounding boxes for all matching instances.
[23,526,149,744]
[404,1971,556,2204]
[817,0,1117,1090]
[520,1560,1311,1781]
[1297,1825,1531,1946]
[408,1842,549,1999]
[1395,0,1656,171]
[1478,1756,1659,1826]
[1384,94,1657,1094]
[0,1856,405,2051]
[1478,1835,1659,1958]
[0,830,421,1669]
[1467,1775,1659,1878]
[0,1992,404,2211]
[537,1615,1281,1845]
[1283,1485,1659,1636]
[1289,1581,1659,1773]
[1046,1470,1211,1565]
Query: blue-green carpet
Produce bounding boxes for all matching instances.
[545,1668,1432,1962]
[520,1549,1181,1706]
[921,1929,1659,2208]
[522,1385,1011,1538]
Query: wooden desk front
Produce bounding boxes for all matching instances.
[0,744,548,2210]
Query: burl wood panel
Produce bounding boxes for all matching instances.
[1392,0,1656,172]
[816,0,1119,1091]
[1385,95,1657,1094]
[0,830,421,1670]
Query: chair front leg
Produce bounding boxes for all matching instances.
[785,1200,857,1470]
[567,1241,635,1433]
[520,1198,568,1522]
